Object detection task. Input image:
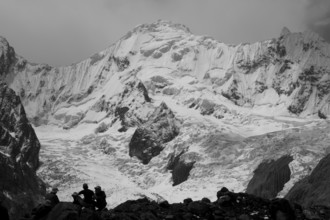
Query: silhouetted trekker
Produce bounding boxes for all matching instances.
[45,187,60,207]
[216,187,234,207]
[0,199,9,220]
[72,191,94,210]
[72,192,81,206]
[216,187,229,199]
[78,183,94,206]
[94,186,107,211]
[183,198,193,205]
[71,192,83,216]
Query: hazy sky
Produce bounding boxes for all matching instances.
[0,0,329,66]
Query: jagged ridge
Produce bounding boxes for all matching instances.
[0,81,45,220]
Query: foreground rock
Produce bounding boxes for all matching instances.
[22,189,330,220]
[0,82,45,220]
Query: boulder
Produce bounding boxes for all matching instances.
[45,202,80,220]
[246,155,293,199]
[129,102,180,164]
[286,153,330,207]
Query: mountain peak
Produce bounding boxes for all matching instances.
[0,36,12,52]
[0,36,15,75]
[280,27,291,37]
[131,20,191,35]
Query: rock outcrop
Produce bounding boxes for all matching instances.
[0,82,45,219]
[246,155,293,199]
[286,153,330,207]
[23,189,330,220]
[112,80,152,131]
[0,37,15,76]
[167,151,195,186]
[129,102,180,164]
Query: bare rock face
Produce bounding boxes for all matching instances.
[0,37,15,75]
[0,82,45,219]
[113,80,151,130]
[167,151,195,186]
[129,102,180,164]
[286,153,330,207]
[246,155,293,199]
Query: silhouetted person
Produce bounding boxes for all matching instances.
[72,191,93,210]
[183,198,193,205]
[72,192,81,206]
[78,183,94,206]
[94,186,107,211]
[45,187,60,207]
[216,187,229,200]
[216,187,234,207]
[71,192,83,216]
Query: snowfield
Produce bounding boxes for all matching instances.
[35,104,326,206]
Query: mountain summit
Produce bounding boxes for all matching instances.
[1,20,330,124]
[1,21,330,212]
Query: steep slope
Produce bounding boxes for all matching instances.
[246,155,293,199]
[1,20,330,205]
[1,21,330,127]
[286,153,330,207]
[0,82,45,219]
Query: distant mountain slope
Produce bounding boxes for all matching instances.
[1,20,330,128]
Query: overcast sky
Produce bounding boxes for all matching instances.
[0,0,329,66]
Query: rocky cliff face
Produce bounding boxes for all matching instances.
[0,82,45,219]
[246,155,293,199]
[0,37,15,76]
[286,153,330,207]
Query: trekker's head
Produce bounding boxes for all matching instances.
[51,187,59,194]
[83,183,88,190]
[94,186,101,192]
[72,192,78,198]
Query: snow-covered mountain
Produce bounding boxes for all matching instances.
[2,21,330,125]
[1,20,330,206]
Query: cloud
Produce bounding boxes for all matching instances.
[305,0,330,42]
